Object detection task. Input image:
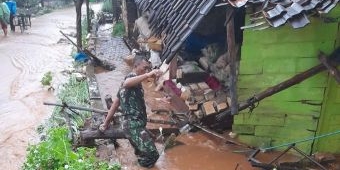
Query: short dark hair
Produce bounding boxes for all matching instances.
[133,56,148,67]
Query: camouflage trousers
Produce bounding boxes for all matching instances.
[123,119,159,168]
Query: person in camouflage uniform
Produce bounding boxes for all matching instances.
[100,57,163,168]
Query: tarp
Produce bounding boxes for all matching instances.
[0,2,10,24]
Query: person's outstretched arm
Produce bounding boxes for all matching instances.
[122,69,162,88]
[100,97,120,131]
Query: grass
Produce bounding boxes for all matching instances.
[112,21,125,37]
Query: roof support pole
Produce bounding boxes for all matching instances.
[226,7,238,115]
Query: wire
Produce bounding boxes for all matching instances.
[260,129,340,152]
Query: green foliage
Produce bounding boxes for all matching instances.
[41,71,52,86]
[112,21,125,37]
[23,127,121,170]
[102,0,113,13]
[50,76,91,132]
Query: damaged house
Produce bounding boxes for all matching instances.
[120,0,340,156]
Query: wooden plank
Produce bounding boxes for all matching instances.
[239,59,263,75]
[238,73,328,88]
[226,7,238,115]
[237,135,272,148]
[284,115,319,131]
[254,126,284,137]
[241,41,335,60]
[233,113,286,126]
[296,57,321,72]
[263,58,296,74]
[238,100,321,117]
[238,87,325,102]
[232,124,255,135]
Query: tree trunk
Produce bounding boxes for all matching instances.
[75,0,84,51]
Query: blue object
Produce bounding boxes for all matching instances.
[184,32,226,56]
[74,52,89,62]
[5,0,16,15]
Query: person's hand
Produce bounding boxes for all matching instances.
[99,123,108,132]
[147,69,163,78]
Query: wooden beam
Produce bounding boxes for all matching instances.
[226,7,238,115]
[86,0,90,33]
[80,127,180,141]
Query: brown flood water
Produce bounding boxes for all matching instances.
[0,8,75,169]
[94,25,256,170]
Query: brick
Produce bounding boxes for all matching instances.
[195,95,205,103]
[189,83,199,91]
[217,102,228,112]
[188,104,198,111]
[202,101,216,116]
[204,89,215,101]
[197,82,210,90]
[232,124,254,135]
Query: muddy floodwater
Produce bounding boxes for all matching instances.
[0,8,75,169]
[94,24,256,170]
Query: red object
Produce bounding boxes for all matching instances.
[205,76,221,90]
[163,80,181,97]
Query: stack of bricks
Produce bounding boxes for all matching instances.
[181,81,230,118]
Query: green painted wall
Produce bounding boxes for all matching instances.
[235,7,340,154]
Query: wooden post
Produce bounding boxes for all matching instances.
[74,0,84,51]
[226,7,238,115]
[86,0,91,33]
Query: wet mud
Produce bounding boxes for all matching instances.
[0,8,75,169]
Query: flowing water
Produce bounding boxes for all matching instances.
[0,7,75,169]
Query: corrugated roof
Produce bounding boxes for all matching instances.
[242,0,339,29]
[134,0,217,64]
